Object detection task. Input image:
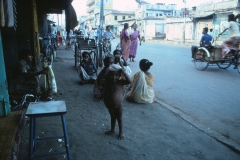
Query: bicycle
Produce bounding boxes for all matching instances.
[41,34,54,66]
[100,38,114,65]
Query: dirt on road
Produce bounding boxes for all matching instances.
[18,46,240,160]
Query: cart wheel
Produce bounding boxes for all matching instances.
[74,44,78,68]
[90,50,98,69]
[194,49,209,71]
[236,56,240,74]
[217,58,231,69]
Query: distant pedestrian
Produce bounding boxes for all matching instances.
[104,64,132,140]
[129,23,141,62]
[120,23,131,61]
[51,24,57,35]
[83,25,89,38]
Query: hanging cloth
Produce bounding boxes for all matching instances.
[0,0,5,27]
[0,0,14,27]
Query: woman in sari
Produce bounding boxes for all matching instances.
[126,59,155,103]
[129,23,141,62]
[120,23,131,61]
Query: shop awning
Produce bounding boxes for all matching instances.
[37,0,73,13]
[189,12,214,18]
[65,4,78,31]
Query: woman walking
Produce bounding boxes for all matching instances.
[129,23,141,62]
[120,23,131,61]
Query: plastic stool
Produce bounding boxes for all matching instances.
[26,100,71,160]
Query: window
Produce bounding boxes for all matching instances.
[146,13,148,16]
[114,16,117,20]
[160,13,162,16]
[122,16,125,20]
[128,15,131,18]
[156,13,158,17]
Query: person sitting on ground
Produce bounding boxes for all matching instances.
[191,27,213,59]
[219,14,240,69]
[113,49,132,76]
[93,56,114,101]
[104,64,132,140]
[126,59,155,103]
[10,49,48,94]
[77,52,97,85]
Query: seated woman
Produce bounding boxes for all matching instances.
[220,14,240,68]
[77,52,97,85]
[93,56,114,101]
[126,59,155,103]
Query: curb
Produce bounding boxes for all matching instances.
[155,99,240,154]
[147,40,199,46]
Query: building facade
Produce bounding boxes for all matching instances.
[86,0,113,29]
[189,0,240,43]
[135,2,177,39]
[79,15,87,30]
[104,10,135,35]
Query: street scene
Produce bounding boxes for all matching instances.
[18,41,240,159]
[0,0,240,160]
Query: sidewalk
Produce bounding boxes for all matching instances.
[18,46,240,160]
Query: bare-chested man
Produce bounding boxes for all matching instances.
[104,64,132,140]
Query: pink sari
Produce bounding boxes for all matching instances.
[120,30,131,60]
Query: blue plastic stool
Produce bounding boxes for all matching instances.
[26,100,71,160]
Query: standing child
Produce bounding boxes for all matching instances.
[104,64,132,139]
[93,56,114,101]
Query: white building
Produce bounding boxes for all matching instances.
[135,2,177,39]
[79,15,87,30]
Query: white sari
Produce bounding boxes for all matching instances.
[126,71,154,103]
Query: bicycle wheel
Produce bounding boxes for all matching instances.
[194,49,209,71]
[217,58,231,69]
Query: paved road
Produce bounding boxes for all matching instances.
[111,40,240,146]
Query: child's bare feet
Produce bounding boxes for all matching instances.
[118,133,124,140]
[105,130,115,135]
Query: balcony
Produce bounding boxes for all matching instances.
[87,5,95,13]
[86,0,95,6]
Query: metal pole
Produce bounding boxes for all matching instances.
[98,0,104,67]
[183,1,186,43]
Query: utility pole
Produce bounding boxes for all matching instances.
[183,0,186,43]
[98,0,104,67]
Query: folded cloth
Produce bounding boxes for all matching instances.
[109,64,122,71]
